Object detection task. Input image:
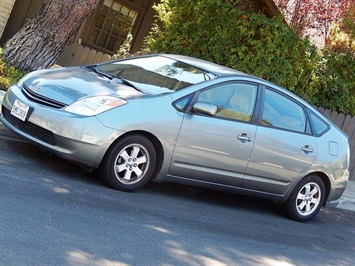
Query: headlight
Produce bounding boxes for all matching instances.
[65,96,127,116]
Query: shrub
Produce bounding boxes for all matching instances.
[312,25,355,115]
[144,0,354,116]
[145,0,319,93]
[0,47,26,91]
[314,47,355,115]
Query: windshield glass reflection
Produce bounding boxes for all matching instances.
[96,56,216,93]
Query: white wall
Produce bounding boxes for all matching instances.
[0,0,16,40]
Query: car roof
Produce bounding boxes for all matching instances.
[159,54,247,76]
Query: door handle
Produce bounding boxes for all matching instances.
[301,145,314,154]
[237,133,252,143]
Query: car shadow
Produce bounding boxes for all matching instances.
[144,181,283,216]
[0,130,297,221]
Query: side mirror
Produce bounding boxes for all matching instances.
[192,101,217,116]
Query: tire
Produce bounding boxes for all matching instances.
[100,134,156,192]
[285,175,325,222]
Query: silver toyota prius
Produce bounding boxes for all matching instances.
[1,54,350,221]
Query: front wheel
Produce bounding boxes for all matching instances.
[285,175,325,222]
[100,134,156,192]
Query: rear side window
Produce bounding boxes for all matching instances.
[261,89,306,133]
[308,110,330,136]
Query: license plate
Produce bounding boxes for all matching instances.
[11,100,30,121]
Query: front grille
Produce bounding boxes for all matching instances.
[22,84,67,108]
[2,107,56,146]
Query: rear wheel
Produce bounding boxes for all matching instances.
[100,134,156,192]
[285,175,325,222]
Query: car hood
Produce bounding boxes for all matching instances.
[22,67,144,105]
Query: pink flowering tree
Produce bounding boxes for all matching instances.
[275,0,351,44]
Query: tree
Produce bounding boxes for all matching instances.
[342,2,355,39]
[275,0,351,44]
[2,0,100,71]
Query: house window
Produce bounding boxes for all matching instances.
[87,0,138,54]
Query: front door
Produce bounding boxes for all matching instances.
[169,82,258,187]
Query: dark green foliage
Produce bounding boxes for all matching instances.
[315,47,355,115]
[144,0,354,116]
[0,48,26,91]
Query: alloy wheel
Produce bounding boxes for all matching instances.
[114,143,150,185]
[295,182,322,216]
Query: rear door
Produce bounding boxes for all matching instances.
[243,88,316,195]
[169,82,259,187]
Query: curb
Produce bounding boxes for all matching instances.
[0,90,5,114]
[336,180,355,212]
[0,89,354,212]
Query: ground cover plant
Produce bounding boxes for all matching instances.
[0,48,25,91]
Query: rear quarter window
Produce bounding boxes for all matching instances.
[308,110,330,136]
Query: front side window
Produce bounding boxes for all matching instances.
[197,83,258,122]
[261,89,306,133]
[87,0,138,54]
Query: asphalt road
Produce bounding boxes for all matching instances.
[1,125,355,266]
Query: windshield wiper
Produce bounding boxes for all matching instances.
[84,65,114,80]
[203,72,216,81]
[85,66,143,92]
[116,76,143,92]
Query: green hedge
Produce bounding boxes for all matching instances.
[0,48,26,91]
[144,0,354,116]
[314,47,355,116]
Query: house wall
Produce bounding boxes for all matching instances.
[1,0,281,52]
[0,0,156,53]
[0,0,16,41]
[130,0,157,52]
[0,0,44,45]
[76,0,156,55]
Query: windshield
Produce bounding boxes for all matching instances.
[95,56,216,94]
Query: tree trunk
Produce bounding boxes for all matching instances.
[2,0,100,71]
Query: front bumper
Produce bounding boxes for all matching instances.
[1,85,122,168]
